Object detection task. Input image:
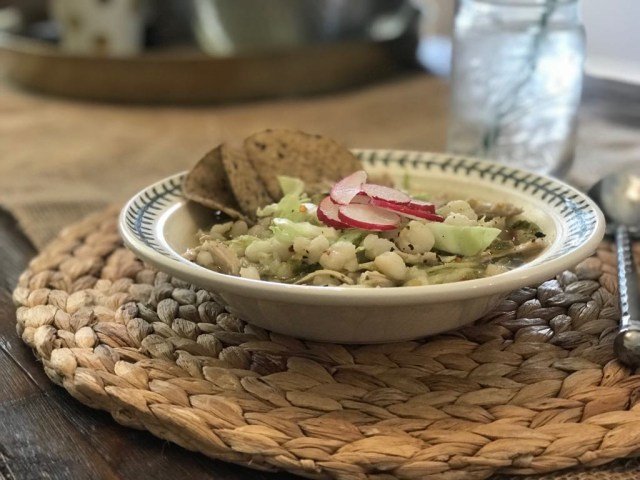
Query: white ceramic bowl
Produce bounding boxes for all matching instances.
[119,150,605,343]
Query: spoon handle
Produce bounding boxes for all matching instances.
[613,224,640,366]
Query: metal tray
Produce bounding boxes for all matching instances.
[0,32,416,104]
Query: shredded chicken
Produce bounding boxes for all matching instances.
[357,271,395,287]
[294,269,354,285]
[468,199,523,218]
[396,250,439,266]
[490,238,547,259]
[188,241,241,275]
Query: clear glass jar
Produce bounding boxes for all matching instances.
[447,0,585,177]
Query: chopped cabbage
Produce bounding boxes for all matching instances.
[257,191,315,223]
[277,176,305,197]
[270,218,325,243]
[337,229,366,245]
[228,235,260,255]
[426,223,501,257]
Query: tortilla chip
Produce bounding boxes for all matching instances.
[244,129,362,199]
[369,172,395,188]
[183,146,246,220]
[220,144,274,218]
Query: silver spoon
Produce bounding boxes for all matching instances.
[588,169,640,367]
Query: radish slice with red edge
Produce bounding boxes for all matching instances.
[317,196,350,229]
[338,204,400,231]
[407,199,436,213]
[351,193,370,204]
[330,170,367,205]
[361,184,410,205]
[399,211,445,222]
[370,198,444,222]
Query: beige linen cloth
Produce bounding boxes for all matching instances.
[0,75,450,249]
[0,73,638,249]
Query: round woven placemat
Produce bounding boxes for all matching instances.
[12,207,640,480]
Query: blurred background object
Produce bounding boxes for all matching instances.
[0,0,635,185]
[0,5,20,32]
[192,0,416,55]
[0,0,420,103]
[413,0,454,76]
[582,0,640,84]
[49,0,149,56]
[0,0,421,103]
[447,0,585,177]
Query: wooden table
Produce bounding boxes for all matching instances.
[1,76,639,479]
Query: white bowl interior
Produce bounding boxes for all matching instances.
[163,201,218,254]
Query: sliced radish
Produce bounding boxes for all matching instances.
[351,193,371,204]
[370,198,444,222]
[318,196,350,229]
[399,211,445,222]
[407,199,436,213]
[338,204,400,231]
[361,184,410,205]
[330,170,367,205]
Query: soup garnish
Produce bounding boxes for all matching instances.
[185,171,547,287]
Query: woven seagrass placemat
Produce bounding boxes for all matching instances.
[12,207,640,480]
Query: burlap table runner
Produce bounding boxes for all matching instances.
[1,74,450,249]
[1,73,639,250]
[12,208,640,479]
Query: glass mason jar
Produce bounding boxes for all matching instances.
[447,0,585,177]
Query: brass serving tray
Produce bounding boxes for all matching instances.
[0,32,415,104]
